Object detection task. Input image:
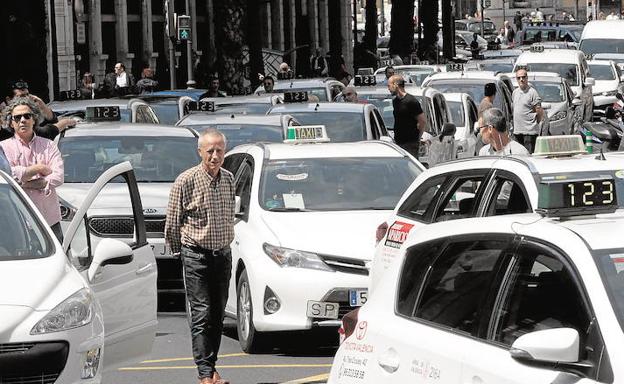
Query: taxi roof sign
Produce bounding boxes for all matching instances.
[85,106,121,122]
[284,125,330,143]
[533,135,587,157]
[446,63,464,72]
[530,44,545,53]
[354,75,376,86]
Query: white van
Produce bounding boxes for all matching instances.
[579,20,624,55]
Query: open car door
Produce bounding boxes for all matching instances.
[63,161,157,370]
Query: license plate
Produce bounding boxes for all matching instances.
[349,289,368,307]
[306,301,339,319]
[150,243,174,258]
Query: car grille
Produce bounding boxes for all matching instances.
[0,373,59,384]
[0,342,68,384]
[88,215,166,237]
[319,254,369,276]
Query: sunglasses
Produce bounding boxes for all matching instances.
[12,113,33,122]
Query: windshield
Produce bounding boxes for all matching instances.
[149,102,180,125]
[272,87,328,101]
[260,157,421,211]
[447,101,465,126]
[0,184,52,260]
[59,136,200,183]
[214,103,273,115]
[581,39,624,55]
[468,21,495,34]
[188,124,284,148]
[401,70,435,86]
[428,81,505,110]
[480,62,515,73]
[523,63,579,86]
[589,64,616,80]
[533,83,565,102]
[286,112,365,142]
[523,29,558,43]
[592,249,624,332]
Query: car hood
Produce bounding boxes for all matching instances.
[592,80,619,94]
[57,182,172,215]
[261,210,390,262]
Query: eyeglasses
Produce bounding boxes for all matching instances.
[12,113,33,122]
[516,75,528,80]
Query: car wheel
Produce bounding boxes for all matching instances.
[236,270,266,353]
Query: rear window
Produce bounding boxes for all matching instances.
[284,112,366,142]
[589,64,616,80]
[592,249,624,333]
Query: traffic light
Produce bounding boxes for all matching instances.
[178,15,191,41]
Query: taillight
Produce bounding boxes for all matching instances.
[338,308,360,344]
[375,222,389,244]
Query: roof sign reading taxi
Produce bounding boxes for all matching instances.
[85,106,121,121]
[533,135,587,157]
[284,125,330,143]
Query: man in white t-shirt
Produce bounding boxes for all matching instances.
[479,108,530,156]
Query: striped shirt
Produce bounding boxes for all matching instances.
[165,164,235,254]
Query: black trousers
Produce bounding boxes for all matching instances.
[181,245,232,379]
[514,133,537,154]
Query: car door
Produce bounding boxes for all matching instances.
[380,235,517,382]
[460,238,609,384]
[63,161,157,370]
[225,155,255,316]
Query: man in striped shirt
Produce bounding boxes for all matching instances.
[165,129,235,384]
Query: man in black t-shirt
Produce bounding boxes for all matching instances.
[388,75,426,158]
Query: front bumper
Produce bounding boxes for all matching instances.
[250,265,369,332]
[2,312,104,384]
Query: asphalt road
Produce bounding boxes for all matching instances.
[104,313,337,384]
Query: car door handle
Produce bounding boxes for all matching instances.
[377,348,400,373]
[136,263,154,275]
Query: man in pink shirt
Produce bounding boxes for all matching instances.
[1,97,64,241]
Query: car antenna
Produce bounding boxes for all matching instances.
[314,103,320,111]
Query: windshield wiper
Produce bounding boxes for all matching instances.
[267,207,314,212]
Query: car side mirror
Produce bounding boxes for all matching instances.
[441,122,457,137]
[510,328,580,364]
[88,238,133,282]
[572,97,583,107]
[585,77,595,87]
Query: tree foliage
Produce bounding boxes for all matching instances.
[389,0,415,60]
[419,0,440,62]
[214,0,246,95]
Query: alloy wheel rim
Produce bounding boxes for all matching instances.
[238,281,251,340]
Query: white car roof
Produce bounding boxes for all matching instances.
[433,154,624,177]
[62,123,197,138]
[516,49,584,64]
[581,20,624,39]
[268,102,367,114]
[588,59,615,66]
[424,71,507,83]
[178,113,286,126]
[235,141,410,161]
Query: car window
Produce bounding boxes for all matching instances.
[285,112,366,142]
[369,112,380,140]
[435,175,486,222]
[412,238,511,336]
[397,239,446,316]
[447,101,465,127]
[397,175,447,222]
[67,215,93,270]
[135,105,148,123]
[524,63,579,86]
[486,177,531,216]
[223,153,245,175]
[235,160,253,218]
[491,241,591,346]
[0,184,53,260]
[589,64,616,80]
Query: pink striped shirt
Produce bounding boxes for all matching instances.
[0,134,64,225]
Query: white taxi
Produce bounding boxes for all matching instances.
[329,209,624,383]
[371,136,624,291]
[0,163,157,383]
[222,127,423,352]
[514,47,595,122]
[55,110,200,310]
[588,59,622,118]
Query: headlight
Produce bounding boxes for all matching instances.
[550,111,567,121]
[31,289,94,334]
[59,197,76,221]
[262,243,333,272]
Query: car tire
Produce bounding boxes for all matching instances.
[236,270,266,353]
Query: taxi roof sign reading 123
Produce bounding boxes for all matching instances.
[284,125,330,143]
